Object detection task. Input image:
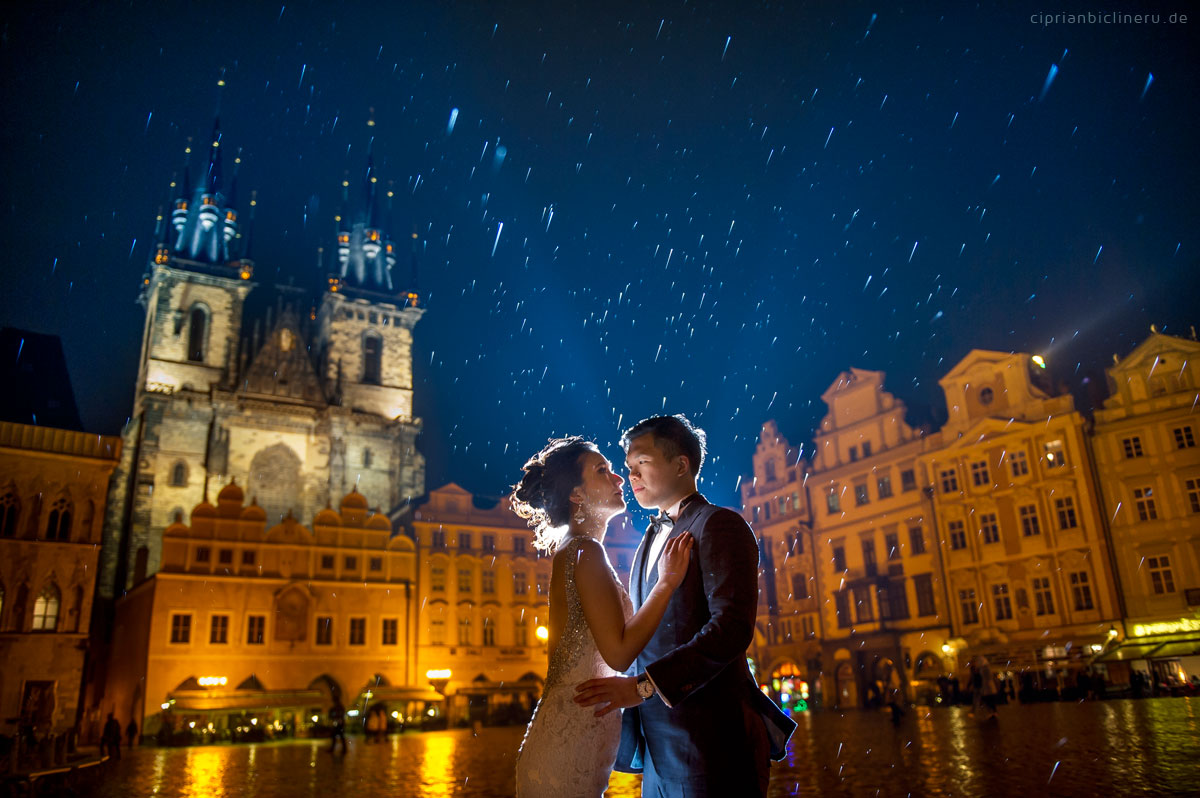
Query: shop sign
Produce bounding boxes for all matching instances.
[1131,618,1200,637]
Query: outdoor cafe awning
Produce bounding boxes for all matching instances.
[168,689,326,712]
[359,686,445,703]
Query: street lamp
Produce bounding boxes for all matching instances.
[536,626,549,643]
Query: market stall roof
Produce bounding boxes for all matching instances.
[1147,639,1200,659]
[168,689,325,712]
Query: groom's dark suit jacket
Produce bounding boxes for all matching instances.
[614,494,795,788]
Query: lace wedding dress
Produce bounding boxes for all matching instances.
[516,536,634,797]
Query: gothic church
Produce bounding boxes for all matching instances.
[100,119,425,598]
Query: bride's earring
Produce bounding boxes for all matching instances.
[573,502,586,524]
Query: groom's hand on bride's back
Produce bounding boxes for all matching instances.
[574,676,640,717]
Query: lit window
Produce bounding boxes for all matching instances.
[169,612,190,643]
[1043,440,1067,468]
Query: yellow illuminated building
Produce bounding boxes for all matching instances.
[411,484,549,726]
[1091,333,1200,686]
[0,421,121,739]
[103,482,438,741]
[919,350,1121,685]
[739,421,822,709]
[809,370,954,707]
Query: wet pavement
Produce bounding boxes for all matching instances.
[80,698,1199,797]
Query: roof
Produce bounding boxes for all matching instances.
[0,328,84,431]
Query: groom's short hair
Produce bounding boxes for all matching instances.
[620,414,707,478]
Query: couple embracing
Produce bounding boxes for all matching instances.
[513,415,795,798]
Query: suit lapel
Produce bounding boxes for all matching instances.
[631,526,653,608]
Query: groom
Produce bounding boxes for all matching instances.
[574,414,794,797]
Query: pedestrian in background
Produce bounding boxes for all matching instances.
[101,713,122,760]
[125,719,138,749]
[327,698,348,754]
[977,657,999,721]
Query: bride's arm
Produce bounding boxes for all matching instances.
[574,534,692,672]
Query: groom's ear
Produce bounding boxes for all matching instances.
[675,455,691,477]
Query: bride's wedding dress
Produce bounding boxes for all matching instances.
[515,536,634,797]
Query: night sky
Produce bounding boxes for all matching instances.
[1,2,1197,512]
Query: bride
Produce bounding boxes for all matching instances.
[512,437,692,797]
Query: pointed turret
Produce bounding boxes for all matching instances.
[330,113,401,299]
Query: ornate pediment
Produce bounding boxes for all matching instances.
[239,312,327,404]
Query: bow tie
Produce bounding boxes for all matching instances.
[648,514,674,536]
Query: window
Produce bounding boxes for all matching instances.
[1148,556,1175,594]
[1043,440,1067,468]
[1055,497,1078,530]
[862,540,877,575]
[833,546,846,572]
[1010,450,1029,477]
[515,616,528,646]
[195,546,211,563]
[1186,479,1200,514]
[862,441,873,457]
[482,618,496,646]
[187,307,207,362]
[459,532,472,551]
[513,571,528,595]
[218,549,233,565]
[979,386,995,405]
[482,534,495,553]
[1122,437,1144,458]
[169,612,190,643]
[513,537,527,556]
[885,532,900,560]
[765,460,777,482]
[458,616,472,645]
[1032,577,1054,616]
[247,615,265,644]
[888,581,909,619]
[826,488,841,514]
[316,616,333,645]
[0,492,19,537]
[909,526,926,555]
[835,591,851,628]
[430,618,445,645]
[940,469,959,493]
[876,583,892,620]
[362,334,382,384]
[992,584,1013,620]
[763,502,771,521]
[431,529,446,549]
[481,569,496,595]
[457,568,472,592]
[901,469,917,492]
[752,506,760,524]
[1070,572,1094,610]
[959,589,979,624]
[791,572,809,599]
[344,556,357,570]
[321,554,334,569]
[536,572,550,596]
[241,550,256,566]
[948,520,967,550]
[877,476,893,499]
[980,513,1000,544]
[362,447,373,468]
[209,614,229,644]
[853,586,874,622]
[349,617,366,645]
[1133,487,1158,521]
[914,574,936,617]
[1019,505,1041,537]
[849,445,859,462]
[971,461,990,487]
[170,461,188,486]
[45,498,71,541]
[431,566,446,592]
[778,496,787,515]
[1174,426,1196,449]
[855,484,870,506]
[369,557,383,572]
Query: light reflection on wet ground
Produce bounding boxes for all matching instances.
[84,698,1200,797]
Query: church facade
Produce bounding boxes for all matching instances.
[99,120,426,600]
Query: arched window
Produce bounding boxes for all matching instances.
[362,334,382,384]
[32,584,60,631]
[187,306,208,362]
[362,448,373,468]
[170,461,188,487]
[45,498,71,542]
[0,492,17,537]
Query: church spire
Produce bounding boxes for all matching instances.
[330,110,398,298]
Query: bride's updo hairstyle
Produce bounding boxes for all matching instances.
[511,436,599,553]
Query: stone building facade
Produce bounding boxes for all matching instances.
[99,123,425,600]
[0,422,121,738]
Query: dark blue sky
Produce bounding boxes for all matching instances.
[1,1,1196,510]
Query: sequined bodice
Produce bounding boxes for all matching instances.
[544,536,633,689]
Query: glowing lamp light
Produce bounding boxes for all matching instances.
[161,703,170,710]
[311,715,319,723]
[941,644,953,655]
[197,676,227,687]
[391,711,400,719]
[1032,355,1046,369]
[188,722,196,729]
[347,710,359,717]
[1108,626,1120,638]
[426,669,452,680]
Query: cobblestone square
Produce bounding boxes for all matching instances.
[77,698,1200,797]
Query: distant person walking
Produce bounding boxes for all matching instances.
[327,698,348,754]
[976,657,1000,720]
[125,719,138,748]
[101,713,122,760]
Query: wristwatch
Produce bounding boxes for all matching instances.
[635,672,656,701]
